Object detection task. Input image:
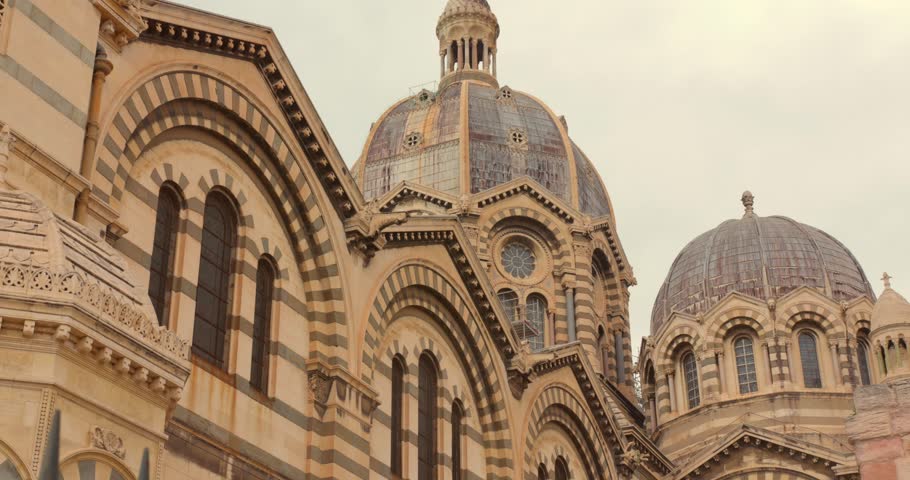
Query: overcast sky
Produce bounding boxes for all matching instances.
[177,0,909,347]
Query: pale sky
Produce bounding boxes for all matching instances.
[176,0,910,348]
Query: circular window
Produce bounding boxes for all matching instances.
[501,241,536,279]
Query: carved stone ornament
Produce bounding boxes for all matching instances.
[620,446,649,471]
[344,200,411,261]
[90,426,126,459]
[307,369,333,405]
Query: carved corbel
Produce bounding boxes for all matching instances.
[93,0,148,51]
[343,200,411,264]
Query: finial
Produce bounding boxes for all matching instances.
[741,190,755,217]
[882,272,892,289]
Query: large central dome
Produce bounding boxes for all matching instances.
[651,192,875,332]
[353,1,612,217]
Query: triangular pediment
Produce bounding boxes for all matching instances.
[374,181,457,215]
[674,424,856,480]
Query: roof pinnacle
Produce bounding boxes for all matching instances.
[741,190,755,217]
[883,272,893,289]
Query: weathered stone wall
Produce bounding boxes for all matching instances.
[847,379,910,479]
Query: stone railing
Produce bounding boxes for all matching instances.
[0,259,190,361]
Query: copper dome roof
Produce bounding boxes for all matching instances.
[354,81,613,217]
[651,195,875,332]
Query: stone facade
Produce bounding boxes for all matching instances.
[0,1,904,480]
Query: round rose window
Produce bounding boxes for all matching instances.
[501,242,536,279]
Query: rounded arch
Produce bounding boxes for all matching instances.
[713,316,769,346]
[480,207,573,271]
[359,262,515,472]
[0,438,30,480]
[659,333,698,369]
[59,449,136,480]
[100,75,348,365]
[781,305,840,336]
[715,467,823,480]
[522,384,618,480]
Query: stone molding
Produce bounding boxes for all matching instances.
[305,360,379,427]
[0,259,189,362]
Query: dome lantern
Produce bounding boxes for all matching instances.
[437,0,500,90]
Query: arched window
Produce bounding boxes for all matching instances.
[250,258,275,393]
[192,192,236,369]
[682,352,700,408]
[537,464,549,480]
[880,345,889,375]
[148,185,181,326]
[592,264,606,316]
[798,332,822,388]
[497,289,518,323]
[526,294,548,351]
[418,354,437,480]
[452,400,464,480]
[857,339,872,386]
[390,355,405,477]
[900,339,909,368]
[555,457,569,480]
[734,336,759,394]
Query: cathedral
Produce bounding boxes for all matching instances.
[0,0,906,479]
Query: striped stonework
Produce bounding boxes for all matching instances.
[361,263,515,477]
[95,75,347,367]
[478,206,572,268]
[522,385,617,480]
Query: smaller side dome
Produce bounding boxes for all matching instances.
[871,274,910,331]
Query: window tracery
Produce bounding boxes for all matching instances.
[501,241,535,279]
[526,294,547,351]
[403,131,423,150]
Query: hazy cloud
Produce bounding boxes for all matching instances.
[176,0,910,346]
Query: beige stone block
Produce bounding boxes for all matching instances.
[856,437,905,463]
[855,384,898,411]
[847,411,893,440]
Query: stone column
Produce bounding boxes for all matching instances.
[564,282,577,342]
[615,331,626,384]
[830,340,842,385]
[492,49,497,77]
[470,38,478,69]
[782,338,794,387]
[667,370,677,412]
[440,51,446,77]
[75,45,115,225]
[762,341,773,384]
[483,45,490,72]
[716,351,726,396]
[448,42,455,72]
[458,38,465,70]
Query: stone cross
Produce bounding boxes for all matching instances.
[882,272,892,289]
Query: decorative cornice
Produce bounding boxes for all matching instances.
[380,223,519,364]
[531,347,626,461]
[140,18,362,220]
[475,180,576,223]
[675,425,857,480]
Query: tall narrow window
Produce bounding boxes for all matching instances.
[497,289,518,323]
[148,186,181,326]
[418,354,437,480]
[858,340,872,386]
[250,258,275,392]
[538,464,549,480]
[526,294,548,352]
[391,356,405,477]
[682,352,700,408]
[734,337,759,394]
[192,192,236,369]
[451,400,464,480]
[799,332,822,388]
[554,457,569,480]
